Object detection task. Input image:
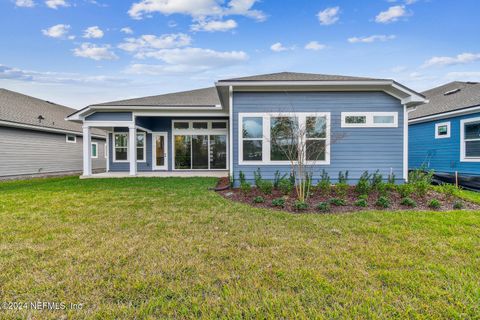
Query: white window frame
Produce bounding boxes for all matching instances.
[104,143,108,159]
[172,120,228,130]
[91,142,98,159]
[66,134,76,143]
[435,121,451,139]
[460,117,480,162]
[136,132,146,163]
[113,132,129,163]
[238,112,331,166]
[341,112,398,128]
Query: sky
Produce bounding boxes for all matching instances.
[0,0,479,109]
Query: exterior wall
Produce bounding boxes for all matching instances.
[0,126,106,177]
[232,91,405,184]
[85,112,132,121]
[409,112,480,175]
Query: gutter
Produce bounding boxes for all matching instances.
[0,120,105,139]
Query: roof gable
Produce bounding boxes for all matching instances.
[218,71,386,82]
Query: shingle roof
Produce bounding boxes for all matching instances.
[218,71,387,82]
[409,82,480,119]
[93,87,220,107]
[0,88,105,136]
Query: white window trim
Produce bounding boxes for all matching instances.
[341,112,398,128]
[460,117,480,162]
[136,132,147,163]
[91,142,98,159]
[113,132,129,163]
[238,112,331,166]
[435,121,451,139]
[172,120,228,131]
[66,134,76,143]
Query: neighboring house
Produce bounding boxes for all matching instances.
[67,72,426,183]
[0,88,106,178]
[409,81,480,181]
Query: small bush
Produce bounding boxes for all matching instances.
[358,194,368,201]
[355,199,368,207]
[356,171,371,195]
[376,196,390,208]
[400,197,417,207]
[438,183,458,199]
[317,169,331,195]
[316,202,330,212]
[453,201,464,210]
[330,198,347,206]
[387,172,396,184]
[278,179,293,195]
[240,182,251,194]
[371,170,383,189]
[258,180,273,195]
[253,196,264,203]
[409,169,433,197]
[253,168,262,187]
[428,199,441,209]
[273,170,288,189]
[294,200,308,211]
[239,171,246,185]
[397,184,415,198]
[335,183,349,199]
[338,171,349,184]
[271,198,285,208]
[376,182,388,197]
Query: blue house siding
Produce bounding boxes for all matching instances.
[85,112,132,121]
[409,113,480,176]
[232,91,405,184]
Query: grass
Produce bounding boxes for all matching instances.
[0,177,479,319]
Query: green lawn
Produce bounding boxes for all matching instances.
[0,177,479,319]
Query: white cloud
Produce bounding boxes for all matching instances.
[304,41,326,51]
[45,0,69,9]
[15,0,35,7]
[120,27,134,34]
[191,19,237,32]
[422,53,480,68]
[128,0,265,21]
[375,5,407,23]
[445,72,480,81]
[41,24,71,39]
[405,0,418,4]
[118,33,192,53]
[348,34,396,43]
[83,26,104,39]
[73,43,118,61]
[317,6,340,25]
[270,42,288,52]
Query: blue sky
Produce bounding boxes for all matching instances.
[0,0,479,108]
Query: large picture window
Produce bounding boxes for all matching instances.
[270,116,298,161]
[461,118,480,162]
[114,133,128,162]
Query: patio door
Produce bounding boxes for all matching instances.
[152,133,168,170]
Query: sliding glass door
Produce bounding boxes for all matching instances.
[192,135,209,169]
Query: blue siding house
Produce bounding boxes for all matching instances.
[67,72,426,184]
[409,81,480,183]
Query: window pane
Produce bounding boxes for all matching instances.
[115,134,127,147]
[437,125,448,136]
[466,141,480,158]
[373,115,394,124]
[174,122,189,129]
[306,140,326,161]
[345,116,366,124]
[306,116,326,138]
[91,144,97,157]
[136,133,145,147]
[271,117,297,161]
[465,122,480,140]
[243,140,262,161]
[67,135,75,142]
[137,147,144,161]
[192,122,208,129]
[212,122,227,129]
[242,117,263,138]
[115,148,127,161]
[174,135,191,169]
[192,135,209,169]
[210,135,227,169]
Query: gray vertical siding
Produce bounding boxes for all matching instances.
[0,126,106,177]
[232,91,405,184]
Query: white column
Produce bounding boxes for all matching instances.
[105,132,110,172]
[82,126,92,176]
[129,125,137,176]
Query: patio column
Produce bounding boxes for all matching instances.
[128,125,137,176]
[82,125,92,176]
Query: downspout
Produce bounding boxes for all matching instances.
[229,86,234,179]
[404,106,417,182]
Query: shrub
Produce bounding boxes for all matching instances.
[253,168,262,187]
[330,198,346,206]
[358,194,368,201]
[338,171,349,184]
[273,170,288,189]
[453,201,464,210]
[294,200,308,211]
[428,199,441,209]
[240,182,251,194]
[258,180,273,195]
[356,171,371,195]
[239,171,246,185]
[316,202,330,212]
[355,199,368,207]
[335,183,349,199]
[317,169,331,195]
[376,182,388,197]
[397,183,415,198]
[278,179,293,195]
[438,183,458,199]
[409,169,433,197]
[400,197,417,207]
[387,172,396,184]
[271,198,285,208]
[370,170,383,190]
[376,196,390,208]
[253,196,265,203]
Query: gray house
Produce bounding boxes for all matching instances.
[67,72,426,184]
[0,88,106,179]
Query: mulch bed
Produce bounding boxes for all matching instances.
[216,181,480,214]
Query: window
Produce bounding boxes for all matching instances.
[461,118,480,162]
[435,122,451,139]
[212,121,227,129]
[341,112,398,128]
[91,142,98,158]
[66,134,76,143]
[239,113,330,165]
[136,132,146,162]
[192,122,208,129]
[114,133,128,162]
[173,122,189,129]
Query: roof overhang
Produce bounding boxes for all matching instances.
[0,119,105,139]
[409,104,480,124]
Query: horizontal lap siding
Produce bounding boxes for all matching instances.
[409,113,480,175]
[233,91,404,184]
[0,126,106,177]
